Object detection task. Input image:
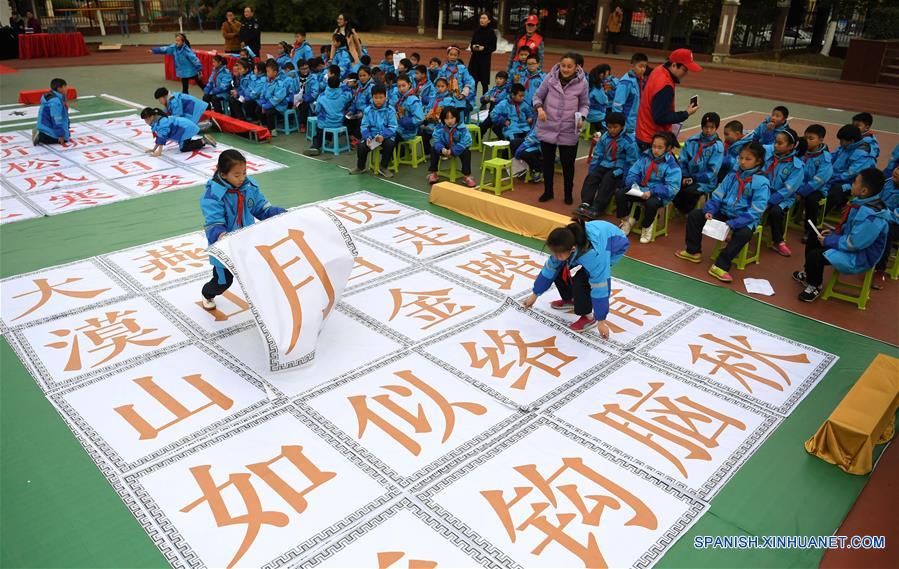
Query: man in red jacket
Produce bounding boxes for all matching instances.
[635,48,701,150]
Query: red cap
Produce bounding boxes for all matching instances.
[526,15,539,25]
[669,48,702,71]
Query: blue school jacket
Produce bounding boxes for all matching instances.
[515,127,541,158]
[166,92,207,124]
[315,85,353,129]
[881,178,899,225]
[302,72,321,104]
[153,115,199,145]
[624,150,682,205]
[679,133,725,194]
[349,79,374,114]
[152,43,202,79]
[432,123,471,155]
[860,130,880,161]
[378,59,396,75]
[704,166,770,230]
[508,60,527,84]
[490,99,534,139]
[586,85,608,124]
[481,83,510,107]
[612,70,641,132]
[204,66,233,100]
[421,90,457,132]
[233,74,255,101]
[761,147,804,210]
[523,71,545,105]
[720,134,753,177]
[247,72,267,101]
[602,75,618,93]
[885,144,899,178]
[395,92,424,140]
[259,74,289,112]
[291,41,313,67]
[36,90,69,140]
[361,103,397,140]
[282,70,300,100]
[589,131,638,177]
[751,117,789,146]
[201,174,285,283]
[797,145,834,198]
[276,53,291,69]
[331,47,353,78]
[832,139,876,191]
[533,220,630,320]
[438,61,475,103]
[823,194,890,274]
[414,79,436,107]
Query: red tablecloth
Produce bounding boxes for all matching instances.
[18,88,79,104]
[18,33,90,59]
[164,50,237,83]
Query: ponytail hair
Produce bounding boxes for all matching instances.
[741,141,766,164]
[176,33,190,47]
[139,107,166,120]
[546,220,588,253]
[778,127,807,157]
[216,149,247,176]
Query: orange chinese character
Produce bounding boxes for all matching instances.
[194,289,250,322]
[481,457,657,569]
[114,373,234,440]
[0,209,23,221]
[377,552,438,569]
[457,251,542,290]
[135,173,195,193]
[0,145,29,159]
[462,330,576,390]
[134,243,207,281]
[45,310,171,371]
[22,172,89,192]
[350,256,385,281]
[4,157,64,175]
[388,288,474,330]
[393,225,470,255]
[348,369,486,456]
[590,381,746,477]
[180,445,336,568]
[11,276,111,321]
[48,188,118,210]
[606,289,662,333]
[330,201,401,225]
[255,229,336,354]
[689,334,810,393]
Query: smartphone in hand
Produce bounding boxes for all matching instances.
[689,95,699,107]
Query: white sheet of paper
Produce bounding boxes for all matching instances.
[744,278,775,296]
[366,138,381,150]
[702,218,730,241]
[625,184,645,197]
[392,52,405,70]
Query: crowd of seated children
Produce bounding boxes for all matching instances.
[202,55,233,114]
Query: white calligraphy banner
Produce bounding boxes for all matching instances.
[208,208,356,371]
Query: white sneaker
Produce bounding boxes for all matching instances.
[202,134,217,147]
[640,224,655,244]
[201,298,216,310]
[619,217,635,235]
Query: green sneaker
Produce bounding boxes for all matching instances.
[674,250,702,263]
[708,265,733,283]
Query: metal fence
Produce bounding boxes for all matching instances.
[35,0,211,34]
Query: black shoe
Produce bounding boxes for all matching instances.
[538,193,554,203]
[798,285,821,302]
[800,234,808,244]
[564,194,573,205]
[792,271,808,286]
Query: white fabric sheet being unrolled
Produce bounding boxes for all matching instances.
[208,207,356,371]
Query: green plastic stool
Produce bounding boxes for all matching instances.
[367,145,398,174]
[628,202,672,242]
[483,140,511,160]
[437,156,460,182]
[711,225,763,270]
[466,124,482,152]
[886,240,899,280]
[821,267,874,310]
[479,158,514,195]
[395,136,426,169]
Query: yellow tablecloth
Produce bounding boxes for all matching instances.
[805,354,899,475]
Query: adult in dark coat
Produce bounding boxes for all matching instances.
[239,6,261,56]
[468,13,497,98]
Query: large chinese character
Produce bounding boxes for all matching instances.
[106,160,155,176]
[393,225,470,255]
[481,457,657,569]
[181,148,218,162]
[180,444,336,568]
[689,334,810,393]
[21,172,89,192]
[350,256,384,282]
[48,188,118,210]
[135,173,195,193]
[82,147,133,162]
[134,243,207,281]
[590,381,746,477]
[193,289,250,322]
[61,135,105,148]
[0,145,30,159]
[462,330,576,390]
[606,289,662,333]
[114,374,234,440]
[45,310,171,371]
[457,251,542,290]
[388,288,474,330]
[11,276,111,321]
[330,201,401,225]
[3,157,64,175]
[255,229,336,354]
[348,369,487,456]
[377,552,437,569]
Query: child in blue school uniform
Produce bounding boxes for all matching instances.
[675,112,725,214]
[304,75,353,156]
[818,124,877,220]
[612,52,648,133]
[330,33,355,78]
[427,107,477,188]
[244,61,268,122]
[223,59,255,122]
[750,105,789,146]
[619,132,682,244]
[851,112,880,161]
[438,46,475,113]
[225,46,256,62]
[281,61,301,106]
[522,54,545,107]
[274,41,293,68]
[513,126,544,183]
[379,49,396,75]
[677,141,771,283]
[345,66,374,144]
[349,84,397,177]
[291,30,314,68]
[420,77,455,155]
[200,149,286,309]
[718,120,753,183]
[796,124,833,239]
[141,107,215,154]
[508,45,530,84]
[576,112,638,218]
[585,64,612,135]
[149,33,204,94]
[885,144,899,177]
[478,70,509,137]
[413,64,435,106]
[202,55,233,113]
[489,83,534,141]
[794,168,890,302]
[33,78,70,145]
[394,73,424,146]
[873,163,898,288]
[154,87,210,134]
[258,60,290,135]
[761,127,806,257]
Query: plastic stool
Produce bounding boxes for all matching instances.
[277,108,299,135]
[466,123,482,152]
[483,140,510,160]
[479,158,514,195]
[711,225,763,270]
[628,202,672,242]
[322,127,350,156]
[886,240,899,280]
[395,136,426,168]
[305,116,318,142]
[437,156,460,182]
[822,267,874,310]
[367,145,399,174]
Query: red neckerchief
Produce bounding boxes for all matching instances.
[431,95,443,115]
[226,187,245,227]
[608,136,618,162]
[398,91,410,106]
[561,263,571,284]
[835,202,860,234]
[514,101,521,118]
[524,73,536,90]
[416,78,428,93]
[724,140,731,153]
[642,156,662,186]
[446,63,458,79]
[447,125,456,148]
[695,137,714,163]
[735,171,753,203]
[804,147,824,163]
[210,68,219,86]
[765,154,782,176]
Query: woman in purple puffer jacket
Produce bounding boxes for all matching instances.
[533,52,589,205]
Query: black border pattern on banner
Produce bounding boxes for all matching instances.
[342,236,416,292]
[314,191,421,233]
[415,298,621,410]
[150,274,258,341]
[354,211,494,262]
[543,354,782,501]
[636,309,839,416]
[207,208,359,372]
[297,350,531,490]
[98,231,214,292]
[417,416,707,569]
[49,341,279,473]
[123,404,399,569]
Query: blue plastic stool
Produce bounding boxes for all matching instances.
[277,108,299,135]
[322,127,350,156]
[305,116,317,142]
